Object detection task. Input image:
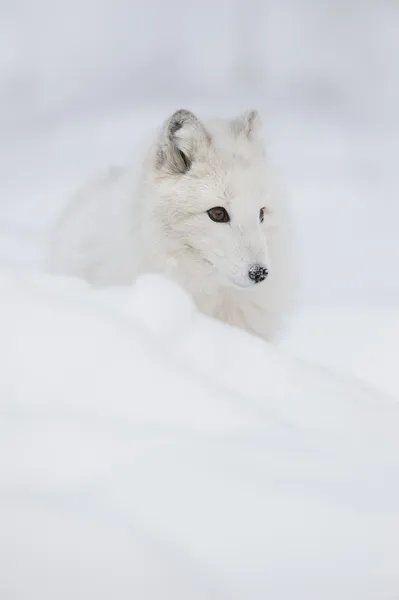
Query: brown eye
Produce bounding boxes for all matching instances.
[207,206,230,223]
[259,207,265,223]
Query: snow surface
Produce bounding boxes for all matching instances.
[1,0,399,598]
[1,268,399,600]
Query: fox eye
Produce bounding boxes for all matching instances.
[259,207,266,223]
[207,206,230,223]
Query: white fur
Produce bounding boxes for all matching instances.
[47,109,295,341]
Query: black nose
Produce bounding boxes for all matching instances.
[248,264,268,284]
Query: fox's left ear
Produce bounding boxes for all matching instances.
[231,110,262,140]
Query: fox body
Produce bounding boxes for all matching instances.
[48,109,294,341]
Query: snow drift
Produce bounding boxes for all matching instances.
[1,268,399,600]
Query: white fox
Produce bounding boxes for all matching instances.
[48,109,294,341]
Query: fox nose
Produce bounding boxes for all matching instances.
[248,264,268,284]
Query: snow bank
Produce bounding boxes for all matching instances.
[1,268,399,599]
[282,306,399,400]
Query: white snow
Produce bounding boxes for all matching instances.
[1,0,399,598]
[1,268,399,600]
[281,306,399,400]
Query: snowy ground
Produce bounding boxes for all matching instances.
[1,1,399,598]
[1,268,399,600]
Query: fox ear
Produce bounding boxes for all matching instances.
[231,109,262,140]
[157,109,210,174]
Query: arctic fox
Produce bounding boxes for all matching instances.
[48,109,294,341]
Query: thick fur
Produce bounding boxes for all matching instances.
[47,109,294,341]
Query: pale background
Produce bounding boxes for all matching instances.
[0,0,398,306]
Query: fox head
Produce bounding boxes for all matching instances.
[141,108,277,290]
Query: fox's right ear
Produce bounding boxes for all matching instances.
[231,110,262,141]
[156,109,210,174]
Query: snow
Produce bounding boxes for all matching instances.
[281,306,399,400]
[1,0,399,598]
[1,268,399,600]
